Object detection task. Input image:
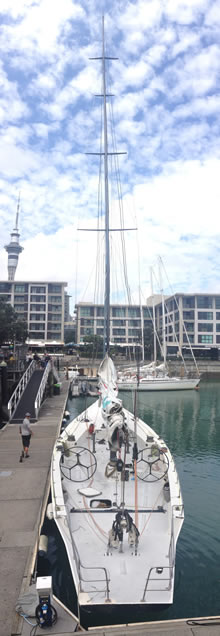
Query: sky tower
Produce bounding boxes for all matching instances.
[4,194,24,281]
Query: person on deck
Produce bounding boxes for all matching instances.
[19,413,33,458]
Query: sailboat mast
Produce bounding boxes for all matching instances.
[159,257,167,368]
[102,17,110,355]
[150,266,157,365]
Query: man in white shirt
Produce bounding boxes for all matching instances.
[19,413,33,458]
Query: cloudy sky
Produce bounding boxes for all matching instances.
[0,0,220,312]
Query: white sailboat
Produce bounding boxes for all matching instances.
[117,263,200,391]
[51,20,184,624]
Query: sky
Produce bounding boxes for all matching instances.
[0,0,220,313]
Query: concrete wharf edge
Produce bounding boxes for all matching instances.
[0,373,71,636]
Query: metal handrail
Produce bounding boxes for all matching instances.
[67,509,110,601]
[34,360,52,420]
[8,360,36,420]
[141,502,184,602]
[141,566,173,601]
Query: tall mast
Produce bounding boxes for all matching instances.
[102,17,110,354]
[159,257,167,368]
[87,18,129,354]
[150,267,157,365]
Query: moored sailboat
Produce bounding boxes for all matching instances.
[51,19,184,624]
[117,262,200,391]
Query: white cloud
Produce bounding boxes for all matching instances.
[1,0,220,313]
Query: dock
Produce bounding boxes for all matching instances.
[0,373,79,636]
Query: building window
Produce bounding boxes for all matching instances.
[198,312,213,320]
[112,307,126,318]
[182,297,195,309]
[128,328,141,337]
[48,296,62,303]
[183,311,194,320]
[14,285,27,293]
[47,332,61,339]
[48,304,61,312]
[216,323,220,332]
[113,337,126,343]
[0,283,12,292]
[166,300,177,312]
[30,286,46,294]
[143,307,152,318]
[215,298,220,309]
[216,335,220,343]
[198,323,213,332]
[144,319,152,327]
[183,333,194,343]
[197,296,213,309]
[80,307,94,317]
[112,329,126,336]
[14,305,27,312]
[97,307,104,317]
[30,304,46,312]
[129,319,141,327]
[80,327,93,335]
[81,319,94,326]
[29,323,45,331]
[216,312,220,320]
[48,284,61,293]
[48,314,61,322]
[30,314,45,321]
[113,319,126,327]
[127,307,140,318]
[184,322,195,332]
[30,295,46,303]
[30,332,45,339]
[198,335,213,343]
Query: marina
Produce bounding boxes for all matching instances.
[0,5,220,636]
[0,369,219,634]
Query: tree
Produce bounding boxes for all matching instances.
[80,334,103,358]
[0,299,28,346]
[64,329,76,344]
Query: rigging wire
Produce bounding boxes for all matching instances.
[109,97,132,305]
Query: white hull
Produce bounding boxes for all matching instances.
[51,395,184,611]
[118,377,200,391]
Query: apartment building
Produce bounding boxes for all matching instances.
[75,295,220,357]
[0,280,67,345]
[154,293,220,354]
[75,302,152,346]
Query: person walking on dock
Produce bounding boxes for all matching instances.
[19,413,33,459]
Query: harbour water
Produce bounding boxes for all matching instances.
[44,379,220,627]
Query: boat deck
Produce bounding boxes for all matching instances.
[55,403,178,607]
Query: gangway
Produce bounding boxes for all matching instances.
[8,360,60,423]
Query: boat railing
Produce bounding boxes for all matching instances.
[8,360,36,420]
[79,564,110,601]
[141,502,184,602]
[67,511,110,601]
[141,566,173,601]
[34,360,52,419]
